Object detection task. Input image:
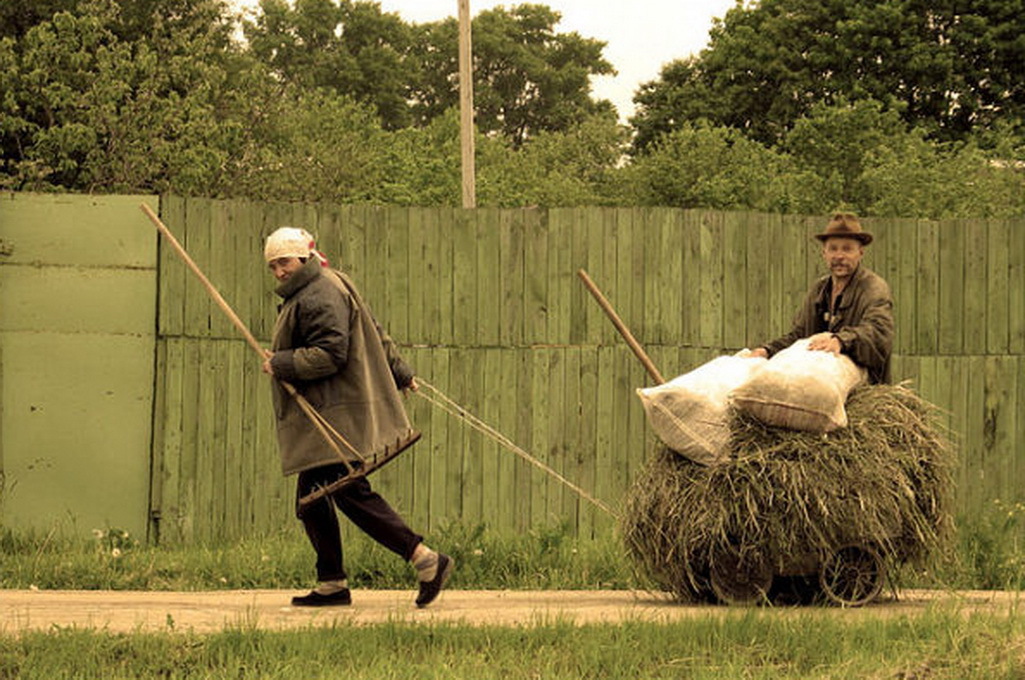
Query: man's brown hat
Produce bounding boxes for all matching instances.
[815,212,872,245]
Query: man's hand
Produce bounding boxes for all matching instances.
[748,347,769,359]
[261,349,274,375]
[404,377,419,393]
[808,332,841,354]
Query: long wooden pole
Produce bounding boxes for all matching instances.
[458,0,476,208]
[577,269,665,384]
[139,202,360,468]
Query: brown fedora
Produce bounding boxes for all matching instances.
[815,212,872,245]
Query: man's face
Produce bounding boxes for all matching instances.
[268,256,303,282]
[821,237,864,280]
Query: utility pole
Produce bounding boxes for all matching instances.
[458,0,476,208]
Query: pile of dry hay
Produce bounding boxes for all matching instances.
[621,382,955,603]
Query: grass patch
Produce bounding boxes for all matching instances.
[0,521,635,591]
[1,606,1024,678]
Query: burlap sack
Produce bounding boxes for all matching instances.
[730,338,867,432]
[637,354,767,465]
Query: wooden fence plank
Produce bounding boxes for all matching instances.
[387,207,410,343]
[547,209,573,344]
[916,220,940,355]
[963,220,988,354]
[985,356,1017,503]
[599,209,620,347]
[406,209,426,344]
[1012,221,1025,353]
[497,349,520,533]
[746,212,773,349]
[964,355,987,514]
[427,348,451,528]
[525,208,549,345]
[937,220,965,355]
[561,347,583,532]
[499,210,524,346]
[513,348,534,532]
[577,347,599,538]
[698,210,725,349]
[452,209,477,346]
[545,349,567,524]
[680,210,702,347]
[567,207,590,345]
[460,348,485,524]
[476,209,501,346]
[897,219,918,356]
[530,349,552,527]
[158,196,187,338]
[420,208,444,346]
[722,210,746,350]
[479,348,503,529]
[987,220,1010,354]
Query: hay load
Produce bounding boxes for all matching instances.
[621,383,955,606]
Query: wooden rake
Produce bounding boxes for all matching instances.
[139,203,419,508]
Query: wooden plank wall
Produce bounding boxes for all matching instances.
[150,197,1025,544]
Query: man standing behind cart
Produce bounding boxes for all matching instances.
[261,226,452,607]
[750,213,894,384]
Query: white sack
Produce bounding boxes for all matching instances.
[637,353,767,465]
[730,338,867,432]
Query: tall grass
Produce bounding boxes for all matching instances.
[1,607,1024,679]
[0,520,637,591]
[2,505,1023,592]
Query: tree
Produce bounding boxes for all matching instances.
[0,0,261,193]
[476,113,629,206]
[412,3,615,146]
[245,0,417,130]
[630,0,1025,152]
[225,86,391,202]
[624,123,835,213]
[781,98,922,206]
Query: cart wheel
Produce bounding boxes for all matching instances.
[710,550,772,606]
[819,544,884,607]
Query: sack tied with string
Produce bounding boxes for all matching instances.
[636,353,767,465]
[729,338,867,432]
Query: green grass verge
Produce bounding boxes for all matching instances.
[2,607,1024,679]
[0,521,639,591]
[2,501,1025,592]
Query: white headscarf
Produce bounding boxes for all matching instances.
[264,227,329,266]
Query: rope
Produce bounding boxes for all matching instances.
[414,379,617,519]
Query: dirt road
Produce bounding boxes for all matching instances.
[1,589,1020,634]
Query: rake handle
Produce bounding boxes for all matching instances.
[140,203,266,359]
[577,269,665,385]
[139,202,359,468]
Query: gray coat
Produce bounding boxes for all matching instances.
[268,259,416,475]
[763,265,894,384]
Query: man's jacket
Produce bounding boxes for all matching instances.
[269,258,416,475]
[763,265,894,384]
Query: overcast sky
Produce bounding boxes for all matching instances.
[232,0,738,121]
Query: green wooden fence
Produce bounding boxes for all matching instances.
[149,197,1025,544]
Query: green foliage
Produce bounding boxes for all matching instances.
[222,87,391,202]
[2,0,1024,216]
[625,123,834,213]
[413,4,615,147]
[0,0,256,194]
[477,112,629,207]
[631,0,1025,150]
[925,500,1025,590]
[245,0,417,130]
